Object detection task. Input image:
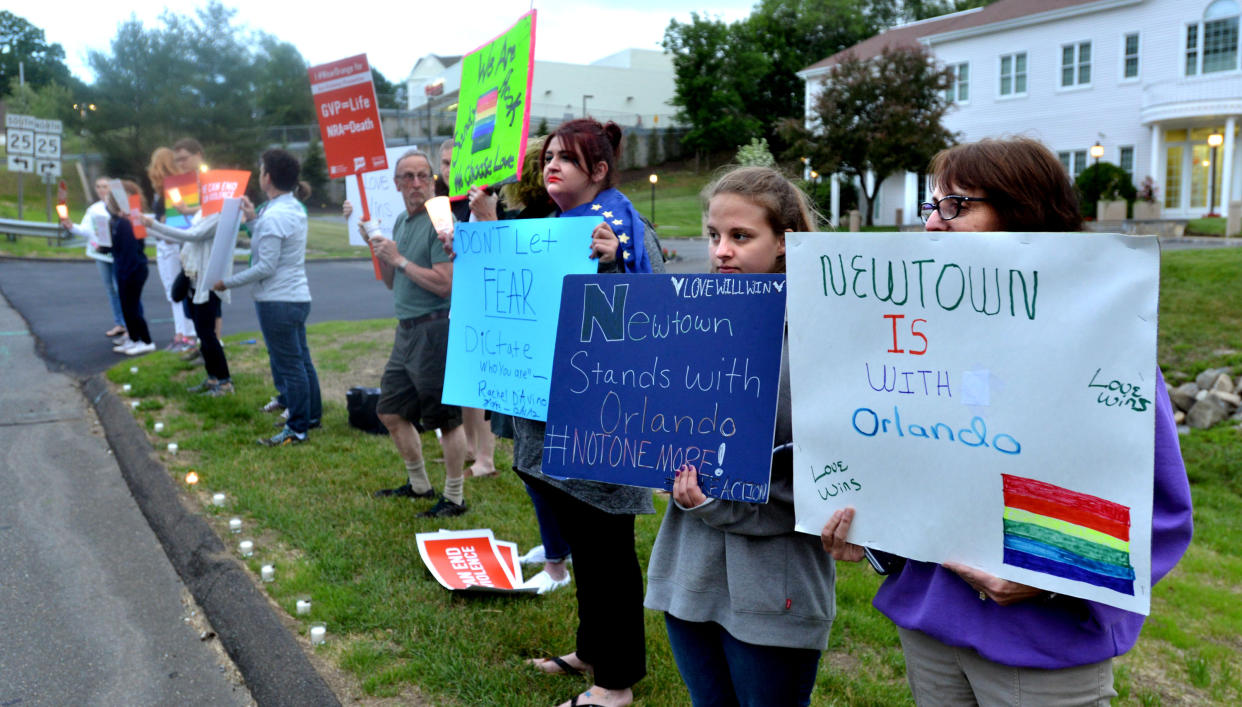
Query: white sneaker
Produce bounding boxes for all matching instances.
[519,545,547,565]
[519,569,572,595]
[113,340,136,354]
[113,335,132,346]
[125,341,156,356]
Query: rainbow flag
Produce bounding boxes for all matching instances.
[472,89,499,153]
[1001,474,1135,595]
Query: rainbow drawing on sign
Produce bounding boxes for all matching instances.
[472,89,499,153]
[1001,474,1135,595]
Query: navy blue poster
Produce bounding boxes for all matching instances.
[542,274,786,503]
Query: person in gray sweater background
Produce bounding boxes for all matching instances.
[644,166,836,707]
[213,148,321,446]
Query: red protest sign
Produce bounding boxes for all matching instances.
[308,54,388,179]
[199,170,250,216]
[416,530,535,594]
[128,194,147,239]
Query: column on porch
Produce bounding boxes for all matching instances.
[1221,116,1237,208]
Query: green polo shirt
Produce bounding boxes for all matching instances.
[391,208,453,320]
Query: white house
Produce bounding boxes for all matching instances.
[798,0,1242,225]
[406,48,678,130]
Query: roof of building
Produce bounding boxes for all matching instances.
[801,0,1102,74]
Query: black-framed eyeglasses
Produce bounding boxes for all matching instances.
[919,195,989,223]
[396,171,433,184]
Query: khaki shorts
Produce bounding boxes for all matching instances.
[376,317,461,431]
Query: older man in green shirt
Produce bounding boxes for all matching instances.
[365,148,469,517]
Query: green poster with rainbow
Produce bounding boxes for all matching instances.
[449,11,535,198]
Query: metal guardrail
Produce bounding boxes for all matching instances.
[0,217,67,245]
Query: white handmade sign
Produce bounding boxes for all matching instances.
[344,145,420,246]
[787,231,1160,614]
[202,198,243,288]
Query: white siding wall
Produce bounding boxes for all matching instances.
[930,0,1194,182]
[805,0,1242,223]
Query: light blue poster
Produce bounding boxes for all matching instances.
[442,216,599,419]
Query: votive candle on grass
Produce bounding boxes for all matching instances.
[239,540,254,557]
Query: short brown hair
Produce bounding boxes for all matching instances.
[172,137,204,155]
[928,137,1082,232]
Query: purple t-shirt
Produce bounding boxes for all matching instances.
[873,369,1194,669]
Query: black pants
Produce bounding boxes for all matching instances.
[117,267,151,344]
[188,291,230,381]
[524,474,646,690]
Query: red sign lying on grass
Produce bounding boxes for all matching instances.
[416,529,535,594]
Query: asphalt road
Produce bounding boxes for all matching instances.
[0,296,251,706]
[0,246,709,378]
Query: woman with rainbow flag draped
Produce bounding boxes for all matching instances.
[821,138,1193,706]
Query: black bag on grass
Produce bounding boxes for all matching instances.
[346,386,388,435]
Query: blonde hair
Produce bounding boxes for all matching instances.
[702,166,820,273]
[146,147,179,190]
[501,138,549,211]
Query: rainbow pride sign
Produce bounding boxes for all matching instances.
[1001,474,1135,595]
[449,12,535,197]
[472,89,499,153]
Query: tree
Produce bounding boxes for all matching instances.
[736,0,898,148]
[781,45,955,225]
[301,133,329,207]
[0,12,75,100]
[370,68,402,110]
[86,2,264,180]
[253,35,313,127]
[664,1,898,159]
[900,0,994,22]
[662,13,766,158]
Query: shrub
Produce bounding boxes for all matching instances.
[1075,162,1137,218]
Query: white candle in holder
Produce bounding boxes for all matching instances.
[296,599,311,615]
[310,623,326,645]
[122,383,132,392]
[130,366,139,374]
[130,400,140,409]
[212,492,226,506]
[153,422,164,433]
[239,540,254,557]
[425,196,453,236]
[229,517,242,533]
[261,564,274,582]
[167,443,178,454]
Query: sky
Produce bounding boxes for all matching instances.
[24,0,757,86]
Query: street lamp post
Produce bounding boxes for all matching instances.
[649,174,658,224]
[1090,141,1104,166]
[425,79,444,149]
[1208,132,1224,217]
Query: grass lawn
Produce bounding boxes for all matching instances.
[106,246,1242,705]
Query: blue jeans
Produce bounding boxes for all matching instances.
[96,259,125,328]
[522,481,572,562]
[256,301,321,434]
[664,614,822,707]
